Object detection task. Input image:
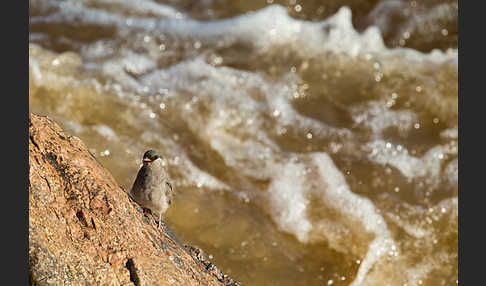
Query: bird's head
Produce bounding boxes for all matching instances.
[142,149,161,165]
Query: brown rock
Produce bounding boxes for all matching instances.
[29,113,229,286]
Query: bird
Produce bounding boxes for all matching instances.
[130,149,174,228]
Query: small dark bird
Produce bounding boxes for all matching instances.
[130,149,174,228]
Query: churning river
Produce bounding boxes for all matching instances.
[29,0,458,285]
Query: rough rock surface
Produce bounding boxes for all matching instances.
[29,113,239,286]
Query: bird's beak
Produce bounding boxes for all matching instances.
[143,158,152,163]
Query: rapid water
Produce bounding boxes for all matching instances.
[29,0,458,285]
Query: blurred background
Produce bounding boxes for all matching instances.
[29,0,458,285]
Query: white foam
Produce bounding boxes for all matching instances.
[375,197,458,285]
[83,0,186,19]
[310,153,394,286]
[211,140,396,285]
[63,120,84,134]
[29,55,43,83]
[264,152,397,286]
[350,100,417,137]
[157,129,232,191]
[365,140,444,186]
[29,46,81,89]
[179,157,231,191]
[363,0,406,35]
[444,158,458,186]
[209,131,396,285]
[267,157,313,242]
[140,57,352,144]
[31,1,457,66]
[80,39,117,60]
[93,125,119,141]
[102,51,157,94]
[440,127,458,139]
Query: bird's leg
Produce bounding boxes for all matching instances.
[158,213,162,228]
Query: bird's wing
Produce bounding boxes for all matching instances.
[130,167,146,195]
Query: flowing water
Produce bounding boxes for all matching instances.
[29,0,458,285]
